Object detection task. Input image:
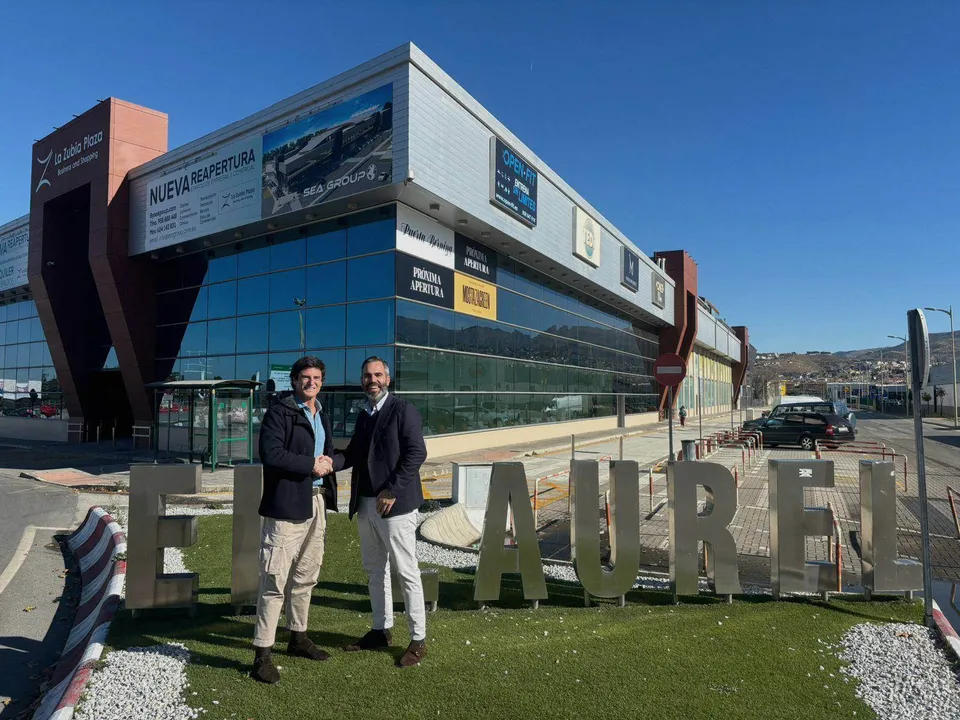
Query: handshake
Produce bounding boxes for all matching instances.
[313,455,335,477]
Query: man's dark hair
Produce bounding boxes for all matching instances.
[361,355,391,377]
[290,356,326,383]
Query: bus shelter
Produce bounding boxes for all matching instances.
[146,379,262,469]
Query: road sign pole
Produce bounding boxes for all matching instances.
[908,308,934,627]
[668,385,674,461]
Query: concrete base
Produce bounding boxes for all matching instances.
[0,417,69,442]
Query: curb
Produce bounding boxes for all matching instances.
[932,599,960,660]
[32,507,127,720]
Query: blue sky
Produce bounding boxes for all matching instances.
[2,1,958,353]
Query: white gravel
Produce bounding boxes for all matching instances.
[838,623,960,720]
[74,643,198,720]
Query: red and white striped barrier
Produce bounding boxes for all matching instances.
[33,507,126,720]
[933,600,960,661]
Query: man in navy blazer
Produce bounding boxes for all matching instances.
[251,356,337,684]
[332,355,429,667]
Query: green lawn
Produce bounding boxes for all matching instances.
[107,515,923,720]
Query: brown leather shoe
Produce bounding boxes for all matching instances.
[397,640,426,668]
[344,628,392,652]
[251,652,280,684]
[287,632,330,661]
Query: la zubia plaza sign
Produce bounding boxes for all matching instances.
[123,458,919,614]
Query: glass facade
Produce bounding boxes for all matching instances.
[156,204,661,437]
[0,298,59,414]
[676,347,734,416]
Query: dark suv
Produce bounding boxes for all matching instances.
[746,412,855,450]
[749,400,856,429]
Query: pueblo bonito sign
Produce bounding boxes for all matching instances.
[125,457,919,613]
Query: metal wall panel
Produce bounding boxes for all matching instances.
[406,53,674,328]
[695,305,740,362]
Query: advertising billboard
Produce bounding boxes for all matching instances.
[143,136,262,252]
[261,84,394,218]
[396,252,454,309]
[455,234,497,283]
[490,137,537,227]
[454,272,497,320]
[0,223,29,293]
[572,206,600,267]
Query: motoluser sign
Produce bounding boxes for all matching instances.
[125,458,919,614]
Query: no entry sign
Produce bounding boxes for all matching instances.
[654,353,687,387]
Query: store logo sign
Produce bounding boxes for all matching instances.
[621,247,639,292]
[396,204,454,269]
[35,150,53,193]
[572,206,601,267]
[652,273,666,309]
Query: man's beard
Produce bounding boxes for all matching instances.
[365,386,387,403]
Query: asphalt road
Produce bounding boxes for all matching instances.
[0,474,80,717]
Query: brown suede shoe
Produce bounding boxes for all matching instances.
[397,640,426,668]
[287,631,330,661]
[251,653,280,684]
[344,628,392,652]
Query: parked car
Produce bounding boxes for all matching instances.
[751,400,855,429]
[745,412,855,450]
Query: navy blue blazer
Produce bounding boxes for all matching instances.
[258,393,338,520]
[333,394,427,519]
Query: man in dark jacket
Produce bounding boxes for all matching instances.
[251,356,338,684]
[332,356,429,667]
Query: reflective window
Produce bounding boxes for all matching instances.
[347,253,394,301]
[347,217,394,256]
[397,300,429,346]
[270,269,306,312]
[29,318,43,343]
[237,315,269,354]
[315,349,345,386]
[180,322,207,356]
[307,227,347,264]
[269,310,301,353]
[428,307,455,350]
[207,355,236,380]
[271,238,306,271]
[235,353,268,383]
[306,262,346,307]
[238,275,271,316]
[237,246,270,278]
[346,301,395,347]
[207,254,238,284]
[305,305,346,348]
[17,344,29,367]
[208,281,237,319]
[189,287,208,323]
[208,318,237,355]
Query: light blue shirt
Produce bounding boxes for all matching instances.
[297,400,326,487]
[365,391,389,416]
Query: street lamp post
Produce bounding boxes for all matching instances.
[293,298,307,354]
[879,346,884,413]
[923,306,958,429]
[888,334,908,416]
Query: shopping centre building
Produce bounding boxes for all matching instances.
[0,43,748,455]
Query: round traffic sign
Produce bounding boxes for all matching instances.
[653,353,687,387]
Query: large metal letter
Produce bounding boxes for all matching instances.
[860,460,922,594]
[571,460,641,598]
[769,459,837,597]
[127,464,201,612]
[668,461,742,597]
[232,465,263,610]
[474,462,547,602]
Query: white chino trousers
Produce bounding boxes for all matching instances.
[356,496,426,641]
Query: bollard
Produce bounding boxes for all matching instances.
[96,424,101,447]
[649,469,654,513]
[533,478,540,530]
[619,435,624,461]
[571,434,575,460]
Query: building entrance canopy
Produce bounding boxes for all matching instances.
[145,379,261,469]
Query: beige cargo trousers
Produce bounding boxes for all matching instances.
[253,488,327,647]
